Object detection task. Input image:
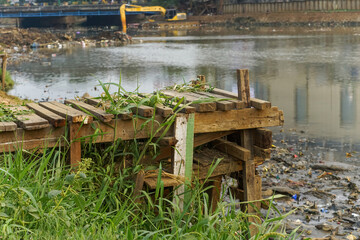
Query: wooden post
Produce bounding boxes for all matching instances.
[69,122,82,168]
[133,170,145,203]
[173,113,195,210]
[237,69,250,107]
[208,175,222,212]
[1,55,7,91]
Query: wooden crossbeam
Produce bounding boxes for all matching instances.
[212,138,250,161]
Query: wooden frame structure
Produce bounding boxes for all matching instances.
[0,69,284,211]
[0,54,7,91]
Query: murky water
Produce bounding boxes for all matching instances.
[8,28,360,148]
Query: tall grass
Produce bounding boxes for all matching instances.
[0,144,299,239]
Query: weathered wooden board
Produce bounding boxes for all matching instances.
[195,91,236,111]
[209,87,271,110]
[39,101,92,124]
[9,106,49,130]
[144,173,184,189]
[237,69,251,107]
[0,126,66,152]
[155,103,173,117]
[130,104,154,117]
[26,102,66,127]
[193,149,242,179]
[79,115,171,143]
[212,138,250,161]
[194,107,284,133]
[0,122,17,132]
[168,102,196,114]
[162,90,216,112]
[253,128,272,148]
[65,99,114,122]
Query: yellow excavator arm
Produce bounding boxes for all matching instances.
[120,4,166,34]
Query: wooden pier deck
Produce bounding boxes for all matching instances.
[0,69,284,211]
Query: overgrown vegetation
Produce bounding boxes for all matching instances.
[0,142,299,239]
[0,104,33,122]
[0,79,298,239]
[0,69,14,92]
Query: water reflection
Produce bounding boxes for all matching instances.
[8,29,360,144]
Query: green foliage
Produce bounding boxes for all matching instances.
[0,104,34,122]
[0,69,14,92]
[0,144,299,239]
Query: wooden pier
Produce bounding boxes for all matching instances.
[0,69,283,211]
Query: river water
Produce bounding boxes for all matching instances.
[7,27,360,151]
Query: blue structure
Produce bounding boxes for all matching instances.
[0,5,158,18]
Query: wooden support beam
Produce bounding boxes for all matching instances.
[208,175,222,212]
[26,102,66,127]
[133,170,145,203]
[253,145,271,160]
[237,69,250,107]
[212,138,250,161]
[69,122,82,168]
[194,107,284,133]
[173,113,195,209]
[254,128,272,148]
[1,55,7,91]
[194,131,236,147]
[65,99,114,122]
[242,159,256,213]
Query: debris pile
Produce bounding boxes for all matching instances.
[260,132,360,239]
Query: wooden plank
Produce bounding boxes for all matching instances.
[194,107,284,133]
[212,138,250,161]
[84,97,102,107]
[155,103,173,117]
[250,98,271,110]
[39,101,92,124]
[130,104,154,117]
[237,69,250,107]
[195,91,236,110]
[65,99,114,122]
[9,106,49,130]
[1,55,7,91]
[69,123,81,168]
[26,102,66,128]
[0,122,17,132]
[162,90,216,112]
[168,102,196,114]
[253,145,271,160]
[254,128,272,148]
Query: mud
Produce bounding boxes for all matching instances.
[260,129,360,239]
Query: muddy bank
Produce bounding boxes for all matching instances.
[260,129,360,239]
[0,27,133,65]
[189,11,360,27]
